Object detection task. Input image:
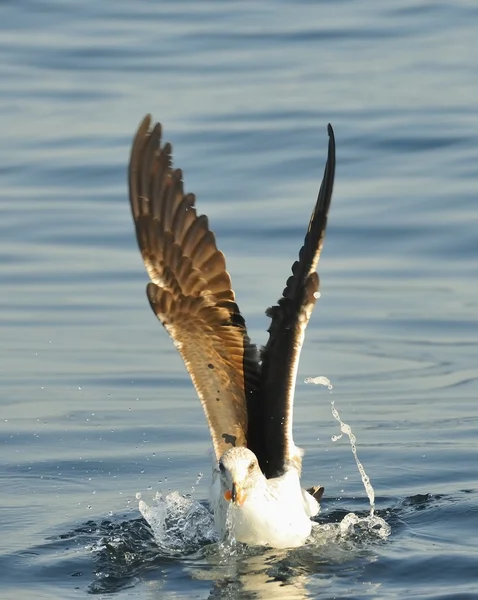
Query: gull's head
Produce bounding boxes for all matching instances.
[218,447,263,507]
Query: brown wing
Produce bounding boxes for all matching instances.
[260,124,336,478]
[128,115,261,460]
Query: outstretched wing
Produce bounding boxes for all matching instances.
[260,124,336,478]
[128,115,261,460]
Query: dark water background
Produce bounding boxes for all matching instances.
[1,1,477,598]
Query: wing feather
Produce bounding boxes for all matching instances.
[260,124,336,478]
[128,115,261,460]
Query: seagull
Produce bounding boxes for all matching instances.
[128,115,335,549]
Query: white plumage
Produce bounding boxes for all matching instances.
[211,447,319,548]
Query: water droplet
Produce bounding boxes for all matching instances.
[304,375,333,389]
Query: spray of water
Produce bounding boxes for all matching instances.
[330,401,375,516]
[137,490,218,554]
[305,376,390,539]
[137,377,390,551]
[304,376,333,390]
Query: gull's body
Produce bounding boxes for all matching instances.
[211,448,319,548]
[128,115,335,548]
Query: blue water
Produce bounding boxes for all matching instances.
[1,1,477,598]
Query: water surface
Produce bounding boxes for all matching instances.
[1,1,477,598]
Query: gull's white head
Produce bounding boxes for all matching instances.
[218,447,264,507]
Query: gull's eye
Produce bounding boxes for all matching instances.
[248,461,255,472]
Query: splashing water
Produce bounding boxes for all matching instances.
[137,489,242,561]
[330,401,375,515]
[304,376,333,390]
[137,490,218,555]
[137,377,389,553]
[305,377,391,540]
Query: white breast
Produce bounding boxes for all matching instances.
[211,468,315,549]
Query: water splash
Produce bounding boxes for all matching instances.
[137,490,218,555]
[215,505,241,559]
[304,376,333,390]
[138,377,390,552]
[310,510,390,544]
[330,401,375,515]
[305,377,391,540]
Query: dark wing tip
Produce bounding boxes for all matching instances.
[314,122,335,221]
[139,114,152,132]
[258,123,336,477]
[280,124,336,303]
